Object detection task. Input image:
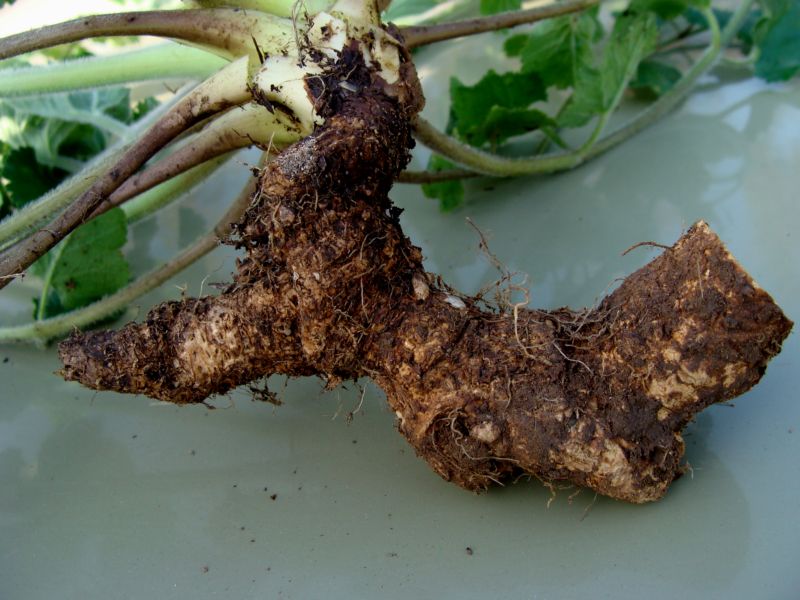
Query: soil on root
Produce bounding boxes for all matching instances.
[58,34,792,503]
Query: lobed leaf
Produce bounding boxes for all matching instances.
[449,70,546,146]
[558,13,658,127]
[630,59,683,97]
[517,10,602,90]
[32,208,130,319]
[0,87,155,185]
[0,146,68,209]
[480,0,522,16]
[481,106,555,146]
[2,88,133,138]
[754,0,800,81]
[629,0,710,20]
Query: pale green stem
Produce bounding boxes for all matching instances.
[396,168,476,183]
[30,142,235,323]
[413,1,746,178]
[45,155,86,175]
[578,112,611,154]
[0,160,261,344]
[720,45,759,69]
[74,110,132,138]
[413,116,583,177]
[102,102,301,220]
[0,85,191,250]
[121,153,233,222]
[0,56,253,290]
[0,43,226,98]
[186,0,333,18]
[34,238,67,321]
[386,0,471,28]
[0,231,211,344]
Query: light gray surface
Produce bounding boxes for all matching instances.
[2,32,799,600]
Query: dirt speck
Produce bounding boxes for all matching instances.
[465,547,474,556]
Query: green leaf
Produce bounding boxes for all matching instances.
[480,0,521,16]
[0,113,102,172]
[2,88,132,137]
[630,59,682,97]
[754,0,800,81]
[503,34,528,57]
[0,88,144,173]
[132,97,160,122]
[557,66,603,128]
[518,11,602,89]
[0,146,68,208]
[449,70,546,146]
[628,0,693,19]
[421,155,465,212]
[33,208,130,319]
[601,13,659,100]
[481,106,556,146]
[383,0,438,20]
[559,13,658,127]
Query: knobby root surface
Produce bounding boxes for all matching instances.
[58,35,792,503]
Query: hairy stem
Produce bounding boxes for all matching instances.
[0,57,253,290]
[91,103,301,220]
[120,154,233,223]
[0,9,295,63]
[0,43,226,97]
[402,0,598,48]
[186,0,333,18]
[396,167,477,183]
[413,116,583,176]
[0,163,260,344]
[34,235,68,322]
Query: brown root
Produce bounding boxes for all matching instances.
[57,34,792,503]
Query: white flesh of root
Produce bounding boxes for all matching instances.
[251,0,402,131]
